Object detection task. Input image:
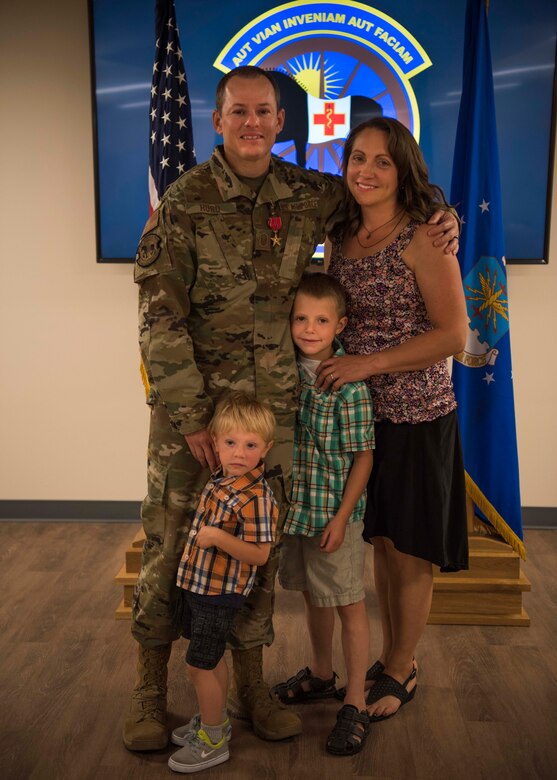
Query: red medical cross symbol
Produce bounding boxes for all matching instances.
[313,102,345,136]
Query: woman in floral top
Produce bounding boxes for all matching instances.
[316,117,469,722]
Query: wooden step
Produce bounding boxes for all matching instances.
[429,570,530,625]
[115,598,132,620]
[428,607,529,626]
[123,584,134,607]
[115,530,531,625]
[123,528,145,573]
[125,546,142,573]
[115,564,138,586]
[432,589,523,615]
[434,550,519,580]
[428,531,529,624]
[467,534,513,553]
[433,571,531,592]
[114,564,139,618]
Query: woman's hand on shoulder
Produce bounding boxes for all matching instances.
[315,353,375,390]
[427,209,459,255]
[403,222,450,270]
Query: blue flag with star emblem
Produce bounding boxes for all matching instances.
[148,0,196,210]
[450,0,524,558]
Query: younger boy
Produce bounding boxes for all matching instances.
[273,273,374,756]
[168,392,278,774]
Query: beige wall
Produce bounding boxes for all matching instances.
[0,0,148,501]
[0,0,555,505]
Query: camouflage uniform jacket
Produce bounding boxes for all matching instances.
[134,146,344,481]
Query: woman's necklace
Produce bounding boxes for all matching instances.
[361,208,404,240]
[356,211,406,250]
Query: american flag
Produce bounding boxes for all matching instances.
[149,0,196,212]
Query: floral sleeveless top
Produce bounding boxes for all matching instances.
[328,221,456,424]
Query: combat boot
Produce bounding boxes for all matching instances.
[123,643,172,751]
[228,647,302,740]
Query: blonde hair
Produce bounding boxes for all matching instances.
[208,391,276,443]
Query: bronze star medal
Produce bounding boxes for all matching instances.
[268,214,282,248]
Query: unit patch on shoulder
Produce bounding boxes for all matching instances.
[136,232,162,267]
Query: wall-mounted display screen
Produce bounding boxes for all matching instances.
[89,0,556,263]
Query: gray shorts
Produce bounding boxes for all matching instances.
[278,520,366,607]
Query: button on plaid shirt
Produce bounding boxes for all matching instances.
[284,345,375,536]
[176,463,278,596]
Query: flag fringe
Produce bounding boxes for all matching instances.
[465,472,526,560]
[140,359,150,400]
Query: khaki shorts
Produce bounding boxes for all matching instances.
[278,521,366,607]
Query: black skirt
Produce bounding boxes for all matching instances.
[364,410,469,572]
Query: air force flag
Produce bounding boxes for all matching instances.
[450,0,524,558]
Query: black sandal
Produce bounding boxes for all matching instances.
[326,704,370,756]
[366,668,417,722]
[334,659,385,701]
[272,666,338,704]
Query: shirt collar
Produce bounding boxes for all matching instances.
[209,461,265,492]
[298,340,345,386]
[210,147,294,204]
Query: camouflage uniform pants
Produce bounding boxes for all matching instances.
[132,404,286,651]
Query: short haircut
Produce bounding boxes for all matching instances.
[295,272,347,317]
[215,66,281,112]
[208,391,276,443]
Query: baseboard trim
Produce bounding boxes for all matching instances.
[521,506,557,529]
[0,501,555,528]
[0,501,141,521]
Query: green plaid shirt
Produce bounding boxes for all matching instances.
[284,344,375,536]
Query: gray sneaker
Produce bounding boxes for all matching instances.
[168,730,229,774]
[171,714,232,746]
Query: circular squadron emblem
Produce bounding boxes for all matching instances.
[214,1,432,174]
[135,232,162,267]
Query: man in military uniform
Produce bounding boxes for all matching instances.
[124,66,458,751]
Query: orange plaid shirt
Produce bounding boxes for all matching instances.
[176,463,278,597]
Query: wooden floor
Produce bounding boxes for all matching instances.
[0,523,556,780]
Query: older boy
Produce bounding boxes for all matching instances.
[274,273,374,756]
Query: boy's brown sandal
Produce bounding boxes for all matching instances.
[326,704,370,756]
[272,666,339,704]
